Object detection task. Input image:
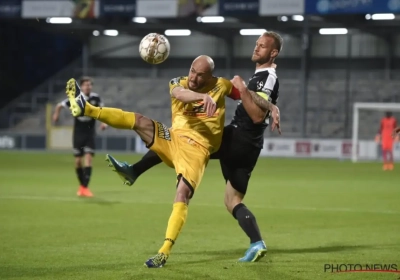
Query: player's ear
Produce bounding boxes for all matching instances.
[271,49,279,59]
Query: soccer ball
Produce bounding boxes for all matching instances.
[139,33,170,64]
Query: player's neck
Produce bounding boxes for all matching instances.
[256,62,274,70]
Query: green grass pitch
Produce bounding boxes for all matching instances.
[0,151,399,280]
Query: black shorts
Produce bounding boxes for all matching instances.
[214,125,261,195]
[73,132,95,157]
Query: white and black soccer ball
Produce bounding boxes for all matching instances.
[139,33,170,64]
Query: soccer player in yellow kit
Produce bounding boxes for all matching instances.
[64,55,240,268]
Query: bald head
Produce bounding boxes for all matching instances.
[188,55,215,91]
[192,55,215,73]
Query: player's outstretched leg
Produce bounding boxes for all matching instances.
[105,150,162,186]
[225,180,267,262]
[66,78,155,143]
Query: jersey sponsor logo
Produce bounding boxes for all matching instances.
[156,122,171,141]
[183,100,219,117]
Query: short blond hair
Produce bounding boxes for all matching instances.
[263,31,283,53]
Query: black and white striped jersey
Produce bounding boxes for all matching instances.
[60,92,104,134]
[230,67,279,148]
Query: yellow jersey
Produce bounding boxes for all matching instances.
[169,76,239,153]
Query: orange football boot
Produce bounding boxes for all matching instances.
[77,186,94,197]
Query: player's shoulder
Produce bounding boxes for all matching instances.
[254,67,278,79]
[215,77,232,89]
[170,76,188,86]
[216,76,230,83]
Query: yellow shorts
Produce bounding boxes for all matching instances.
[147,121,210,197]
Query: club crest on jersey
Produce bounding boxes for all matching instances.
[170,76,185,86]
[210,85,222,94]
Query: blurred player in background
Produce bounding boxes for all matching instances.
[53,77,107,197]
[106,31,282,262]
[375,111,397,170]
[64,55,243,268]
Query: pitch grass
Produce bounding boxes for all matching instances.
[0,151,399,280]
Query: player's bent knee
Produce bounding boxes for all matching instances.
[224,197,243,214]
[84,154,92,166]
[134,113,152,129]
[134,114,155,145]
[75,157,83,168]
[224,181,244,214]
[175,177,194,204]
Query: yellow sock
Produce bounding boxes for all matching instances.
[84,103,136,129]
[158,202,188,255]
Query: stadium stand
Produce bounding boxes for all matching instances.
[5,68,400,140]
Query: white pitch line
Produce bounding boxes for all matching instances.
[0,195,399,215]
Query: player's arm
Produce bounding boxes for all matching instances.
[169,77,216,116]
[52,98,70,123]
[172,87,216,117]
[243,88,275,113]
[226,85,241,100]
[169,77,204,103]
[231,75,275,123]
[171,87,205,103]
[231,75,281,133]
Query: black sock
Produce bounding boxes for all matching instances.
[131,150,162,176]
[232,203,262,244]
[82,167,92,188]
[76,167,85,185]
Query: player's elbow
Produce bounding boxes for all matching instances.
[252,116,264,124]
[173,91,185,102]
[250,114,264,124]
[172,90,189,103]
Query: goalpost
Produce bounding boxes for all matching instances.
[352,102,400,162]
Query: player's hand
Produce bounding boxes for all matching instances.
[100,123,108,131]
[270,105,281,135]
[52,113,59,124]
[203,94,216,117]
[230,75,247,92]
